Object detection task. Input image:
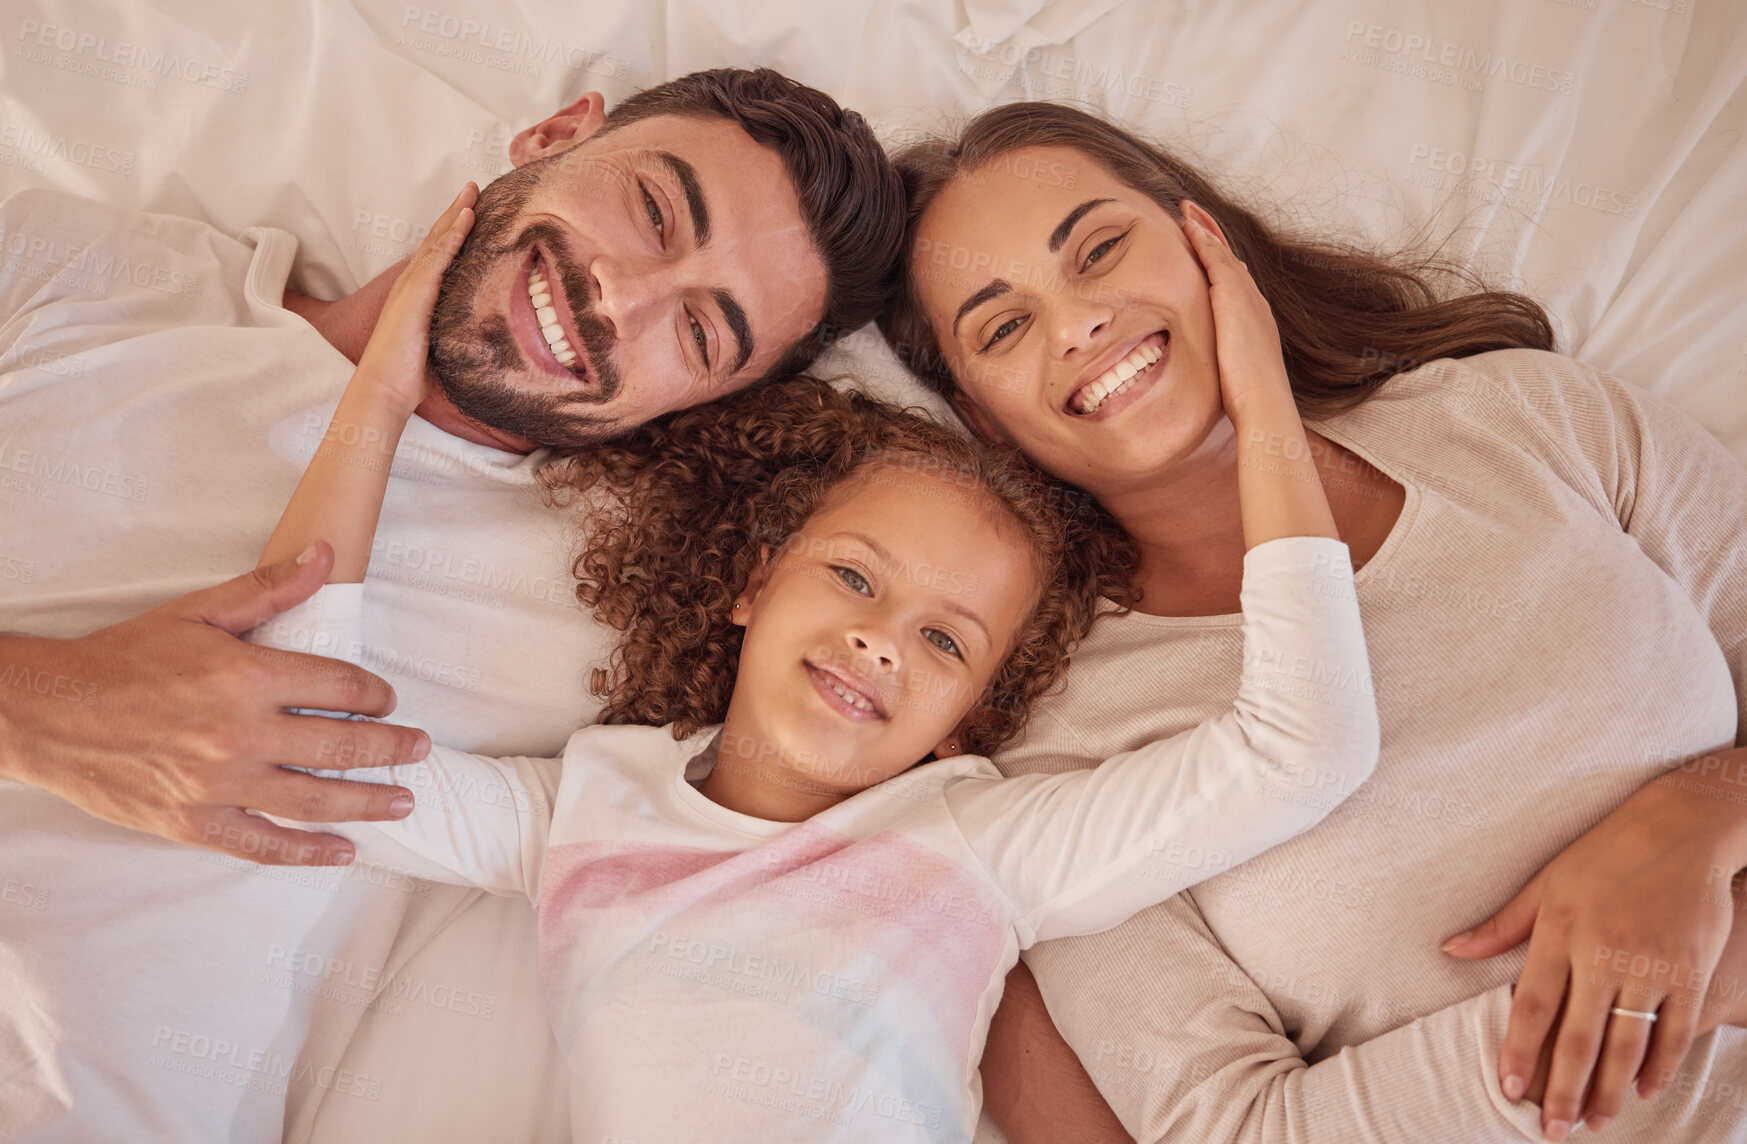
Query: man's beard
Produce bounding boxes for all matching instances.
[428,152,626,449]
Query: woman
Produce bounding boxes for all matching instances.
[880,103,1747,1143]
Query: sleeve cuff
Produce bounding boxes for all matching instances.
[1241,534,1354,582]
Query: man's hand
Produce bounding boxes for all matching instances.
[0,545,430,865]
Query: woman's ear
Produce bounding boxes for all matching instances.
[730,544,774,628]
[510,92,608,167]
[1178,200,1231,249]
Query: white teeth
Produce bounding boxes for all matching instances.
[526,264,579,369]
[825,675,876,712]
[1072,336,1166,415]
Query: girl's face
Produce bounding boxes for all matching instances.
[726,466,1038,796]
[911,145,1229,499]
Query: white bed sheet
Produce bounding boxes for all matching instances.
[2,1,1741,1141]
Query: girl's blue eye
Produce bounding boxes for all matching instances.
[925,628,962,659]
[1084,234,1122,268]
[640,183,664,238]
[983,316,1023,351]
[835,566,871,594]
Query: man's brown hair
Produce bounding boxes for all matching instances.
[602,68,907,382]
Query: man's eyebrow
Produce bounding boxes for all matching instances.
[652,150,709,246]
[712,288,754,375]
[1048,197,1114,252]
[951,280,1012,338]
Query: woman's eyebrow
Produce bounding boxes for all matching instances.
[1048,198,1114,252]
[952,280,1012,337]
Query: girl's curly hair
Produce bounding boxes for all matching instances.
[539,375,1138,757]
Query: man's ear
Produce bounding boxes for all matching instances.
[510,92,608,167]
[949,391,1014,447]
[730,544,775,627]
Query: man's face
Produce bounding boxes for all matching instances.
[429,110,829,448]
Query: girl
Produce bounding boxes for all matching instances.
[244,183,1378,1142]
[882,102,1747,1144]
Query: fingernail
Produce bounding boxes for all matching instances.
[413,732,431,760]
[1440,931,1471,953]
[1586,1115,1611,1132]
[296,543,318,565]
[389,795,415,817]
[1503,1074,1526,1101]
[329,849,355,865]
[1544,1119,1570,1141]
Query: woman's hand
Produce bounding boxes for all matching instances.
[1442,762,1747,1139]
[1180,203,1293,428]
[1692,869,1747,1036]
[352,182,477,415]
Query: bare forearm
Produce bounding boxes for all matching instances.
[1233,397,1340,550]
[258,385,413,579]
[0,632,92,785]
[982,961,1134,1144]
[1651,745,1747,870]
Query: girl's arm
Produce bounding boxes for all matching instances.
[245,579,560,898]
[1182,206,1339,549]
[946,532,1377,942]
[946,208,1373,940]
[257,184,477,578]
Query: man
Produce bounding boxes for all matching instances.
[0,68,902,1140]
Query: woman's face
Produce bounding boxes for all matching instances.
[911,145,1228,498]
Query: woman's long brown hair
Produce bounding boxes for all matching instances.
[540,375,1137,754]
[879,102,1555,418]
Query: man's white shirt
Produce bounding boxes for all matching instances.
[0,189,604,1141]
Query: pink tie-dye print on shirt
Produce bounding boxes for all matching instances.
[537,820,1014,1141]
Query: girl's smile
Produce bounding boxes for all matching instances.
[707,466,1042,821]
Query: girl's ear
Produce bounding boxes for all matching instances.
[931,723,971,759]
[731,543,774,628]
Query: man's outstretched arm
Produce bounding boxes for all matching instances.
[0,546,430,865]
[981,960,1134,1144]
